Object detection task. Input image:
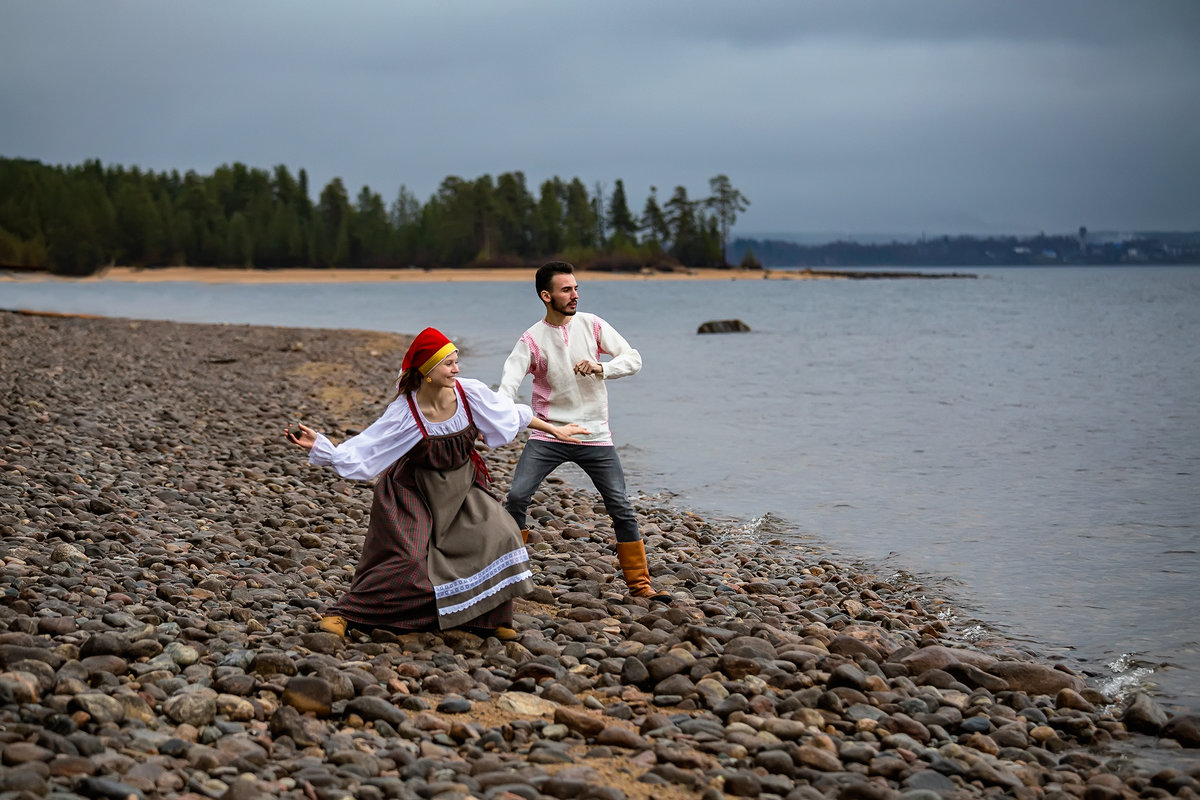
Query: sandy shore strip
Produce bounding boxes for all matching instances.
[0,265,790,284]
[0,265,837,284]
[0,311,1196,799]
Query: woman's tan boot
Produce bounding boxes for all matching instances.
[464,625,520,641]
[319,615,347,637]
[616,540,671,603]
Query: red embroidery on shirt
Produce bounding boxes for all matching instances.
[522,331,552,421]
[592,317,603,359]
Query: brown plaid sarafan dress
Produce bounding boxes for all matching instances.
[328,384,533,631]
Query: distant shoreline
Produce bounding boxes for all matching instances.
[0,265,975,284]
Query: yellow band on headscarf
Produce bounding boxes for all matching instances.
[419,342,457,375]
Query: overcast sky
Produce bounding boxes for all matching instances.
[2,1,1198,237]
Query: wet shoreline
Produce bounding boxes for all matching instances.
[1,311,1196,799]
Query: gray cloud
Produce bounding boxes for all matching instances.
[2,0,1197,235]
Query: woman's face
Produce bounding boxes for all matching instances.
[427,350,460,387]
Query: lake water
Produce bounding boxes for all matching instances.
[4,266,1198,715]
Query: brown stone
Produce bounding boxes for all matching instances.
[299,632,344,655]
[839,624,903,657]
[884,712,930,743]
[724,636,777,661]
[763,718,810,740]
[795,744,843,771]
[249,651,297,677]
[162,691,217,727]
[991,723,1030,749]
[946,662,1008,692]
[268,706,324,748]
[281,675,334,716]
[1,742,54,766]
[654,745,718,770]
[654,673,695,697]
[1122,692,1169,735]
[595,725,648,749]
[647,654,688,682]
[0,671,40,704]
[118,693,157,724]
[987,661,1082,695]
[36,617,77,636]
[214,672,257,696]
[827,634,882,661]
[639,712,674,734]
[562,607,608,622]
[1056,688,1097,713]
[47,755,97,777]
[898,645,997,674]
[1162,714,1200,747]
[963,731,1000,756]
[554,706,606,737]
[80,654,129,677]
[216,694,258,721]
[718,654,762,679]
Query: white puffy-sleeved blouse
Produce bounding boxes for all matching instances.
[308,378,534,481]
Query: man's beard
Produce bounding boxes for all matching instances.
[552,297,577,316]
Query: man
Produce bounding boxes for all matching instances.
[499,261,669,601]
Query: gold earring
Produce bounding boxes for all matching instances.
[426,376,433,383]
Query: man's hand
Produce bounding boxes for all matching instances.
[551,423,591,444]
[573,360,603,376]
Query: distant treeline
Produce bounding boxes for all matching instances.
[730,232,1200,268]
[0,157,752,275]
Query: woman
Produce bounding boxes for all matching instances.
[287,327,588,640]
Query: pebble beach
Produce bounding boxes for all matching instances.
[1,310,1197,800]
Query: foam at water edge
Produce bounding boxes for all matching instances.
[740,513,790,537]
[961,624,989,643]
[1098,653,1156,709]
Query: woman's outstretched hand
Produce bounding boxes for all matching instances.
[285,422,318,450]
[551,423,591,444]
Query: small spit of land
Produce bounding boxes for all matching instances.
[0,310,1196,800]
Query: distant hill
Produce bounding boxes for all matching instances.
[736,230,1200,248]
[729,231,1200,268]
[736,231,924,246]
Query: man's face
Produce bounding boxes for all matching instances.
[542,274,579,316]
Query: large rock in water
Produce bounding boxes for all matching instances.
[1163,714,1200,747]
[1123,692,1170,734]
[697,319,751,334]
[987,661,1083,695]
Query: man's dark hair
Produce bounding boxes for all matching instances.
[535,261,574,296]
